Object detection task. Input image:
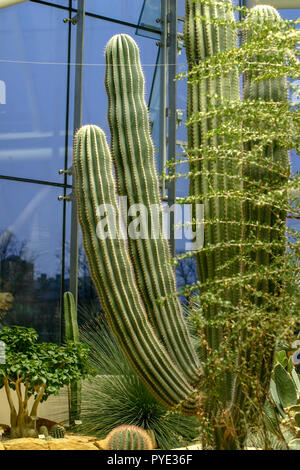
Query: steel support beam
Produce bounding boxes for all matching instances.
[159,0,168,200]
[167,0,178,257]
[69,0,85,308]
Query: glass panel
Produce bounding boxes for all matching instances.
[136,0,161,39]
[148,48,160,172]
[77,229,100,322]
[0,180,64,343]
[279,8,300,194]
[44,0,69,6]
[0,2,69,183]
[83,0,145,25]
[279,9,300,20]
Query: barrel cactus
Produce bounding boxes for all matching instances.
[104,425,153,450]
[38,425,49,438]
[50,424,65,439]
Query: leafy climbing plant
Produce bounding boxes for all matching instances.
[168,0,300,449]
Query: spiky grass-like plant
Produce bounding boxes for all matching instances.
[77,315,200,450]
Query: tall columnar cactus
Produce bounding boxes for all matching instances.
[64,291,79,343]
[242,5,290,391]
[73,34,203,414]
[64,291,81,423]
[184,0,242,402]
[105,35,199,383]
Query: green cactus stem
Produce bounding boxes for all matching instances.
[64,291,81,424]
[184,0,243,355]
[105,34,199,383]
[64,291,79,343]
[73,124,202,414]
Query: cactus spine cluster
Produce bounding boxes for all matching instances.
[104,425,153,450]
[64,291,81,423]
[73,34,203,414]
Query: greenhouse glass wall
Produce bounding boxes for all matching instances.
[0,0,299,344]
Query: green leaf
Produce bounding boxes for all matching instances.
[263,399,281,436]
[275,351,288,368]
[287,356,294,374]
[291,369,300,393]
[270,379,286,418]
[274,363,298,409]
[289,439,300,450]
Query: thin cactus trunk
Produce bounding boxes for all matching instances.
[64,291,81,424]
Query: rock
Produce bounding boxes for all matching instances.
[3,438,49,450]
[0,435,101,450]
[47,437,98,450]
[94,439,107,450]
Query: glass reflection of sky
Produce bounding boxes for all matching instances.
[0,0,299,278]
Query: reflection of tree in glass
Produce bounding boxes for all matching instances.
[175,251,198,305]
[59,242,102,324]
[0,292,13,321]
[0,229,60,343]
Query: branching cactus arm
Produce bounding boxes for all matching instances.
[105,35,199,382]
[73,124,202,413]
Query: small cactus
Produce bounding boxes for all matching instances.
[105,425,153,450]
[50,424,65,439]
[38,425,49,438]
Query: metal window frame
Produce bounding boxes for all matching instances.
[0,0,183,330]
